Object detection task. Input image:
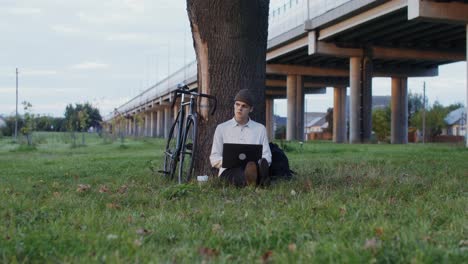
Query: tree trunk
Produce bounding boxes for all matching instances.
[187,0,270,176]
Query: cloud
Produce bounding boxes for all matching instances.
[0,87,14,94]
[7,7,41,15]
[77,12,133,24]
[21,69,58,76]
[106,33,161,44]
[51,25,82,35]
[71,62,109,70]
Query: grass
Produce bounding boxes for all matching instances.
[0,132,467,263]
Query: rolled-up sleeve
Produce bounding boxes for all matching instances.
[210,126,223,168]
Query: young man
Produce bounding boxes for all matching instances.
[210,89,272,187]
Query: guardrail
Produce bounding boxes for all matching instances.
[108,0,351,120]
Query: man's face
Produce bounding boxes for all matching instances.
[234,101,252,121]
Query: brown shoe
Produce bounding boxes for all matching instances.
[258,158,270,187]
[244,161,257,186]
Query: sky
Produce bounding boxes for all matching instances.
[0,0,466,118]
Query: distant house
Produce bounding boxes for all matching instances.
[304,112,327,134]
[443,107,466,136]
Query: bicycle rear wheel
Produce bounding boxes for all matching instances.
[178,114,197,183]
[163,110,181,180]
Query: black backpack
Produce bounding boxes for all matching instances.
[269,142,294,181]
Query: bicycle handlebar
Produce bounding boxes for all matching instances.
[171,85,217,115]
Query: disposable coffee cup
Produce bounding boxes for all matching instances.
[197,175,208,184]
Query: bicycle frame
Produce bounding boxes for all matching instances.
[161,84,217,183]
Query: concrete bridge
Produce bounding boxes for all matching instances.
[105,0,467,144]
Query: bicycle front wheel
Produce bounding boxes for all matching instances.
[178,115,197,183]
[163,110,181,180]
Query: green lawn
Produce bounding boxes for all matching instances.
[0,132,467,263]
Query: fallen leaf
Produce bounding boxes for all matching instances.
[126,215,133,223]
[261,250,273,263]
[136,228,151,235]
[364,237,380,250]
[76,184,91,193]
[374,227,384,237]
[198,247,219,258]
[99,185,109,193]
[459,240,468,247]
[303,179,313,191]
[212,224,222,234]
[53,192,61,198]
[106,234,118,240]
[339,207,347,216]
[118,184,128,194]
[134,239,142,247]
[106,202,121,209]
[288,243,296,252]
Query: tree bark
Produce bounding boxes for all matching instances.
[187,0,270,176]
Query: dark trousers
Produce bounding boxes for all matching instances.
[220,166,246,187]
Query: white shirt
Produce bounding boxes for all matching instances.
[210,118,272,176]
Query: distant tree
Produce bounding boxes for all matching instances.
[64,102,102,132]
[408,92,425,127]
[134,113,144,137]
[78,110,89,145]
[64,102,102,146]
[324,107,333,133]
[372,107,391,142]
[411,101,462,138]
[20,101,35,145]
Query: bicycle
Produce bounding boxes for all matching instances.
[160,84,217,183]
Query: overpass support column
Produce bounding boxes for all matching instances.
[333,86,347,143]
[133,117,138,137]
[145,113,150,137]
[157,110,164,137]
[296,76,304,141]
[128,118,132,136]
[349,57,361,143]
[265,97,274,141]
[164,107,172,139]
[349,56,373,143]
[149,111,155,137]
[151,111,158,137]
[286,75,297,141]
[391,77,408,144]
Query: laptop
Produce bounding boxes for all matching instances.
[222,143,262,168]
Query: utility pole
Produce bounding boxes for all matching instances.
[422,81,426,144]
[15,68,18,141]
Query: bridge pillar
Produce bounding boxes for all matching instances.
[125,119,129,136]
[349,57,361,143]
[128,118,132,136]
[333,86,347,143]
[265,97,274,141]
[148,111,154,137]
[349,56,373,143]
[151,111,158,137]
[145,113,150,137]
[164,107,172,139]
[391,77,408,144]
[133,116,138,137]
[296,76,304,141]
[157,110,164,137]
[286,75,297,140]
